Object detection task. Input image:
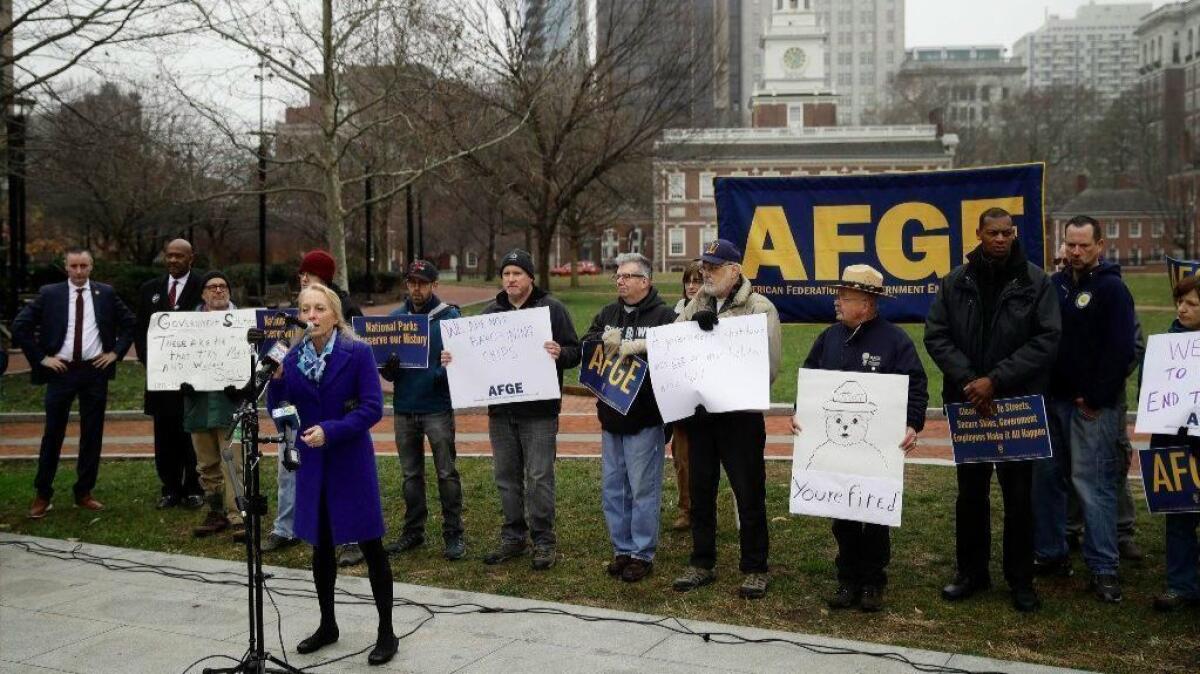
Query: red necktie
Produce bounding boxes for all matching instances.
[73,288,84,362]
[168,280,178,308]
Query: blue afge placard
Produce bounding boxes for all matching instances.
[945,395,1053,463]
[579,341,647,415]
[351,315,430,368]
[1139,445,1200,514]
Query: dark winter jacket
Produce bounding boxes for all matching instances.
[581,286,678,434]
[924,241,1061,406]
[380,293,460,414]
[329,282,363,321]
[804,316,930,432]
[1049,260,1136,409]
[482,285,581,418]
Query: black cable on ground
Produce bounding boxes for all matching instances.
[0,540,1009,674]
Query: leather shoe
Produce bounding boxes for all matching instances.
[28,496,52,519]
[368,634,398,666]
[74,494,105,511]
[1011,586,1042,612]
[296,626,339,654]
[941,575,991,601]
[156,494,180,509]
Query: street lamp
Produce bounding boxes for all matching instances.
[6,95,34,322]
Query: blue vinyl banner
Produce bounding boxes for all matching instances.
[351,315,430,368]
[1166,256,1200,289]
[1138,445,1200,514]
[945,395,1053,463]
[579,341,647,415]
[714,163,1045,322]
[255,309,298,356]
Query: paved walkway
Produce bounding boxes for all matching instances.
[0,533,1087,674]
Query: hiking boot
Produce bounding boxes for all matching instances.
[672,566,716,592]
[827,584,860,610]
[1153,590,1200,612]
[1011,586,1042,613]
[621,559,653,583]
[337,544,365,567]
[192,511,230,538]
[738,572,769,599]
[1090,574,1122,603]
[941,574,991,601]
[384,532,425,555]
[444,537,467,561]
[671,513,690,531]
[531,544,556,571]
[483,541,528,565]
[262,533,299,552]
[1118,539,1145,562]
[606,554,633,577]
[1033,556,1074,578]
[859,585,884,612]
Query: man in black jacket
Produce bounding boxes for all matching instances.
[135,238,205,509]
[441,249,581,571]
[925,207,1061,612]
[795,264,927,612]
[581,253,677,583]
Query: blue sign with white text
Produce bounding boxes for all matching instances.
[945,395,1053,463]
[1138,445,1200,514]
[579,341,647,415]
[714,163,1045,322]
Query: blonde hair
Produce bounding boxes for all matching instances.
[297,283,358,340]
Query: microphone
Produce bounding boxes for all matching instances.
[272,402,302,471]
[279,312,309,331]
[252,338,292,390]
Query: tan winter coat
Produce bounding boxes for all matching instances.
[676,274,782,384]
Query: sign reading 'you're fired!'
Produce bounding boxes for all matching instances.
[714,163,1045,323]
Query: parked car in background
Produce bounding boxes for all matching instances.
[550,260,601,276]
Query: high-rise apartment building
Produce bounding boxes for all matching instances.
[893,46,1026,130]
[521,0,593,63]
[1011,1,1150,100]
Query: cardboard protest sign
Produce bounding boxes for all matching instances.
[146,310,258,391]
[1135,333,1200,437]
[440,307,559,408]
[645,313,770,423]
[579,341,647,415]
[945,395,1053,463]
[1138,445,1200,514]
[352,315,430,368]
[790,368,908,527]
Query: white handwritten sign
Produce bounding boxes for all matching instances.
[789,368,908,527]
[1136,332,1200,436]
[146,310,258,391]
[440,306,559,408]
[645,313,770,423]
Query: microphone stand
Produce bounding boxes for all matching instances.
[206,329,302,674]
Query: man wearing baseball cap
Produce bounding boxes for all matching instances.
[380,260,466,561]
[792,264,928,612]
[672,238,781,599]
[441,249,581,571]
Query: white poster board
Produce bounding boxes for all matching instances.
[146,310,258,391]
[645,313,770,423]
[440,306,560,408]
[1136,332,1200,436]
[789,368,908,527]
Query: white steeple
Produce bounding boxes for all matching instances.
[757,0,829,97]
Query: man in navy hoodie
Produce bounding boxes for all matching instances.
[1033,215,1136,603]
[380,260,465,561]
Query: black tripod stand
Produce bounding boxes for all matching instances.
[206,332,303,674]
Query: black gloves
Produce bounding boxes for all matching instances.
[246,328,265,343]
[223,385,242,401]
[694,404,708,418]
[179,382,195,394]
[694,310,718,331]
[380,353,401,381]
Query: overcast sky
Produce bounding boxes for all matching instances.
[906,0,1165,51]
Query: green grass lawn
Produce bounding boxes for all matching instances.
[0,271,1183,412]
[0,456,1193,673]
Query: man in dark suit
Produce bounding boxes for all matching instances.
[135,238,206,509]
[13,248,135,518]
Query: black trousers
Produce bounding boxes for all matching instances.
[832,519,891,586]
[311,490,393,639]
[151,396,201,498]
[35,366,108,500]
[685,411,769,573]
[954,460,1034,589]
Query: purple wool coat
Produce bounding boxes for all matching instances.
[267,333,385,546]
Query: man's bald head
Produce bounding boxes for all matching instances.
[164,239,194,278]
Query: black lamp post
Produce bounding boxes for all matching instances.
[5,96,33,322]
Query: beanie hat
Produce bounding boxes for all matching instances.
[299,250,336,285]
[500,249,535,279]
[201,270,230,289]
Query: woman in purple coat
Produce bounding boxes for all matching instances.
[268,283,397,666]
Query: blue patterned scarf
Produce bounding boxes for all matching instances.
[297,331,337,383]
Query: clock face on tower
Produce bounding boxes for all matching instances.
[783,47,807,73]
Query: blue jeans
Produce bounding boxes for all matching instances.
[1166,512,1200,598]
[1033,398,1122,575]
[272,439,296,539]
[601,426,666,562]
